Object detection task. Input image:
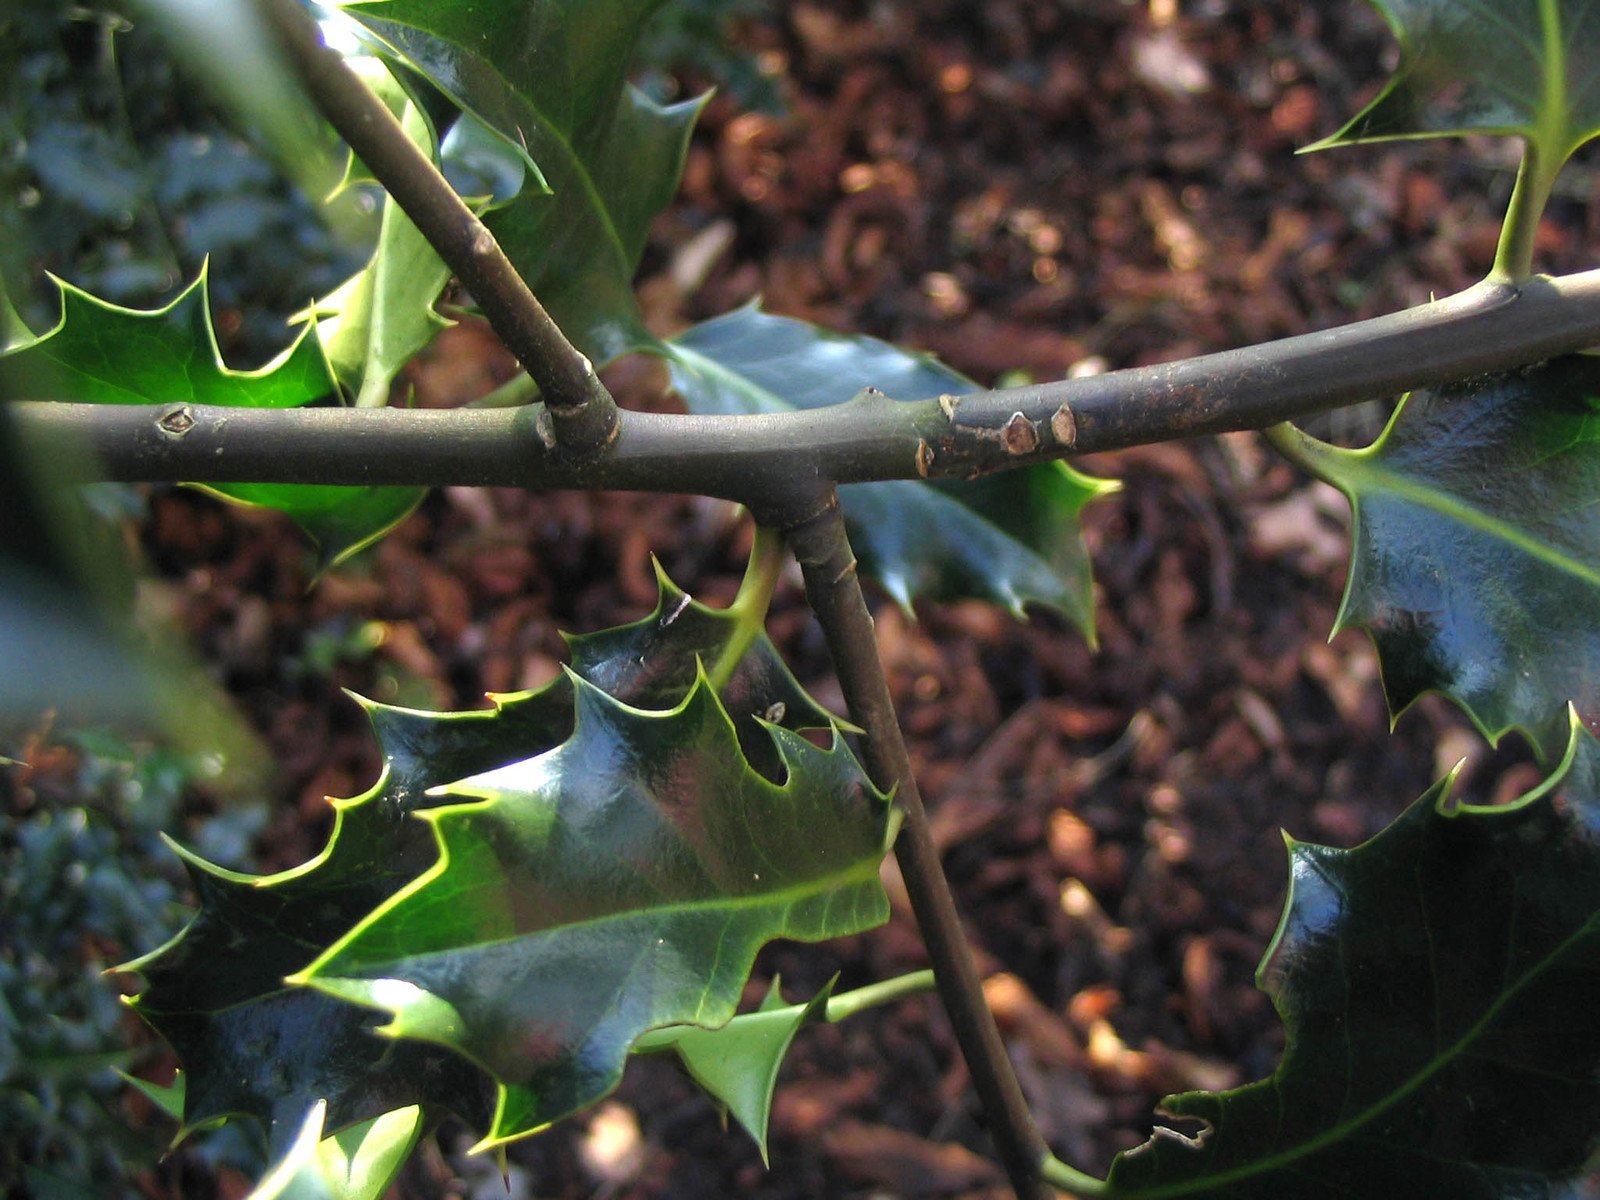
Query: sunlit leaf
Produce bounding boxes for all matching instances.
[299,671,894,1148]
[663,304,1117,634]
[125,565,844,1149]
[246,1101,421,1200]
[1102,714,1600,1198]
[343,0,701,362]
[312,61,453,410]
[635,976,834,1159]
[0,272,421,566]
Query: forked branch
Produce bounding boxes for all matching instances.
[253,0,619,457]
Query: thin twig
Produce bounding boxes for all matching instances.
[783,490,1054,1200]
[253,0,619,457]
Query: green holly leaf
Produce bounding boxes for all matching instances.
[312,63,454,411]
[311,59,526,412]
[125,565,843,1149]
[663,305,1117,635]
[1273,356,1600,763]
[123,833,495,1153]
[634,976,834,1159]
[1313,0,1600,169]
[0,273,421,567]
[1100,714,1600,1198]
[567,560,845,779]
[298,670,894,1149]
[1,270,28,349]
[344,0,702,363]
[121,1071,186,1124]
[246,1101,422,1200]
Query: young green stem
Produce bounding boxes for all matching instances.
[707,524,787,694]
[252,0,619,457]
[1041,1153,1110,1198]
[784,492,1054,1200]
[631,969,937,1055]
[1493,144,1556,284]
[820,968,935,1023]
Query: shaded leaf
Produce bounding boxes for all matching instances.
[438,111,531,209]
[1314,0,1600,169]
[1102,714,1600,1198]
[126,566,842,1148]
[300,671,894,1148]
[663,305,1116,633]
[635,976,834,1159]
[1276,356,1600,762]
[246,1101,421,1200]
[0,273,421,566]
[345,0,701,362]
[123,836,494,1154]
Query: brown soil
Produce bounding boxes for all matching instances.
[54,2,1591,1197]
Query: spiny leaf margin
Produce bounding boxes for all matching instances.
[0,270,421,566]
[295,667,896,1149]
[1271,355,1600,763]
[1101,711,1600,1198]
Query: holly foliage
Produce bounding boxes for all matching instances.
[7,1,1600,1197]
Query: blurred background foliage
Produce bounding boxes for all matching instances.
[0,3,373,361]
[0,726,267,1198]
[0,0,775,358]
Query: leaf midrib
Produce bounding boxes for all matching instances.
[1345,456,1600,590]
[323,853,885,975]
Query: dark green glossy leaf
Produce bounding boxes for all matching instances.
[635,976,833,1159]
[345,0,701,362]
[1277,356,1600,762]
[438,111,530,209]
[300,672,893,1149]
[123,835,494,1153]
[663,305,1116,634]
[1102,715,1600,1198]
[246,1101,421,1200]
[1314,0,1600,168]
[0,273,422,566]
[568,561,844,777]
[126,566,841,1148]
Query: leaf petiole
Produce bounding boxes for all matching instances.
[1041,1153,1109,1197]
[707,523,787,694]
[1493,144,1559,283]
[630,969,936,1055]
